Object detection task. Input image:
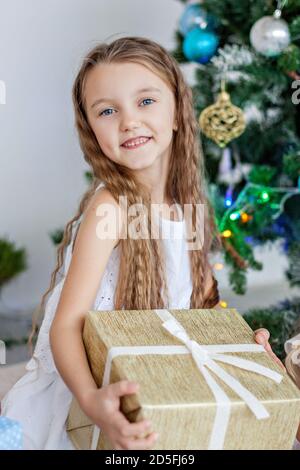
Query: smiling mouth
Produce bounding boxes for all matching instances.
[121,137,152,150]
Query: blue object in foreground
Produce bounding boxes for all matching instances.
[0,416,23,450]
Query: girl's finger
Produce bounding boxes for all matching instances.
[264,341,273,352]
[261,341,286,371]
[269,349,286,371]
[111,411,133,435]
[254,330,286,371]
[118,420,152,438]
[254,328,270,344]
[120,432,158,450]
[109,380,139,398]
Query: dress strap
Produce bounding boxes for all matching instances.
[95,181,106,192]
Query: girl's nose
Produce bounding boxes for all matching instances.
[120,111,142,132]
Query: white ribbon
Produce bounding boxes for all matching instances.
[90,309,283,450]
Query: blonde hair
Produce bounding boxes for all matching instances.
[27,36,220,355]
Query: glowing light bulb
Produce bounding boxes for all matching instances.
[222,229,232,238]
[225,187,233,207]
[241,212,250,223]
[229,212,240,221]
[260,191,270,202]
[214,263,224,271]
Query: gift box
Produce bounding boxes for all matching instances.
[66,308,300,450]
[0,417,23,450]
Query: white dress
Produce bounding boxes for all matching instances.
[0,182,193,450]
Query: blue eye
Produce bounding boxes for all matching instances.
[141,98,155,106]
[99,108,114,117]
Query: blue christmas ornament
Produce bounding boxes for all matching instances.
[179,4,218,36]
[183,28,219,63]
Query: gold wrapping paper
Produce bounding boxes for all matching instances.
[66,308,300,450]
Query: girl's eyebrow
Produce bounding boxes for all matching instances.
[91,87,162,109]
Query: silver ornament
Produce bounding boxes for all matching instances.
[250,10,290,57]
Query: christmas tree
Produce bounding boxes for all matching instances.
[172,0,300,356]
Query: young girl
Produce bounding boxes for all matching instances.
[1,36,289,450]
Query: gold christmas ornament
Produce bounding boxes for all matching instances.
[199,81,246,148]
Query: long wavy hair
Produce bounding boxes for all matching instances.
[28,36,220,355]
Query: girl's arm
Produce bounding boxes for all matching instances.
[49,187,121,407]
[49,189,157,449]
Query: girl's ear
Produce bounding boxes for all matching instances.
[173,120,178,131]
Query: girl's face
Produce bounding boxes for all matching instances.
[84,61,177,172]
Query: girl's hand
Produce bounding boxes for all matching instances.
[254,328,286,371]
[81,380,158,450]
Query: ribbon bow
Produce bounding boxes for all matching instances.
[158,310,283,449]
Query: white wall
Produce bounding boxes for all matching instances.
[0,0,297,312]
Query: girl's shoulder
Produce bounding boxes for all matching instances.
[55,183,124,330]
[78,181,125,250]
[84,181,112,214]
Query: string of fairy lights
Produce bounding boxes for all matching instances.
[220,183,299,235]
[212,183,300,307]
